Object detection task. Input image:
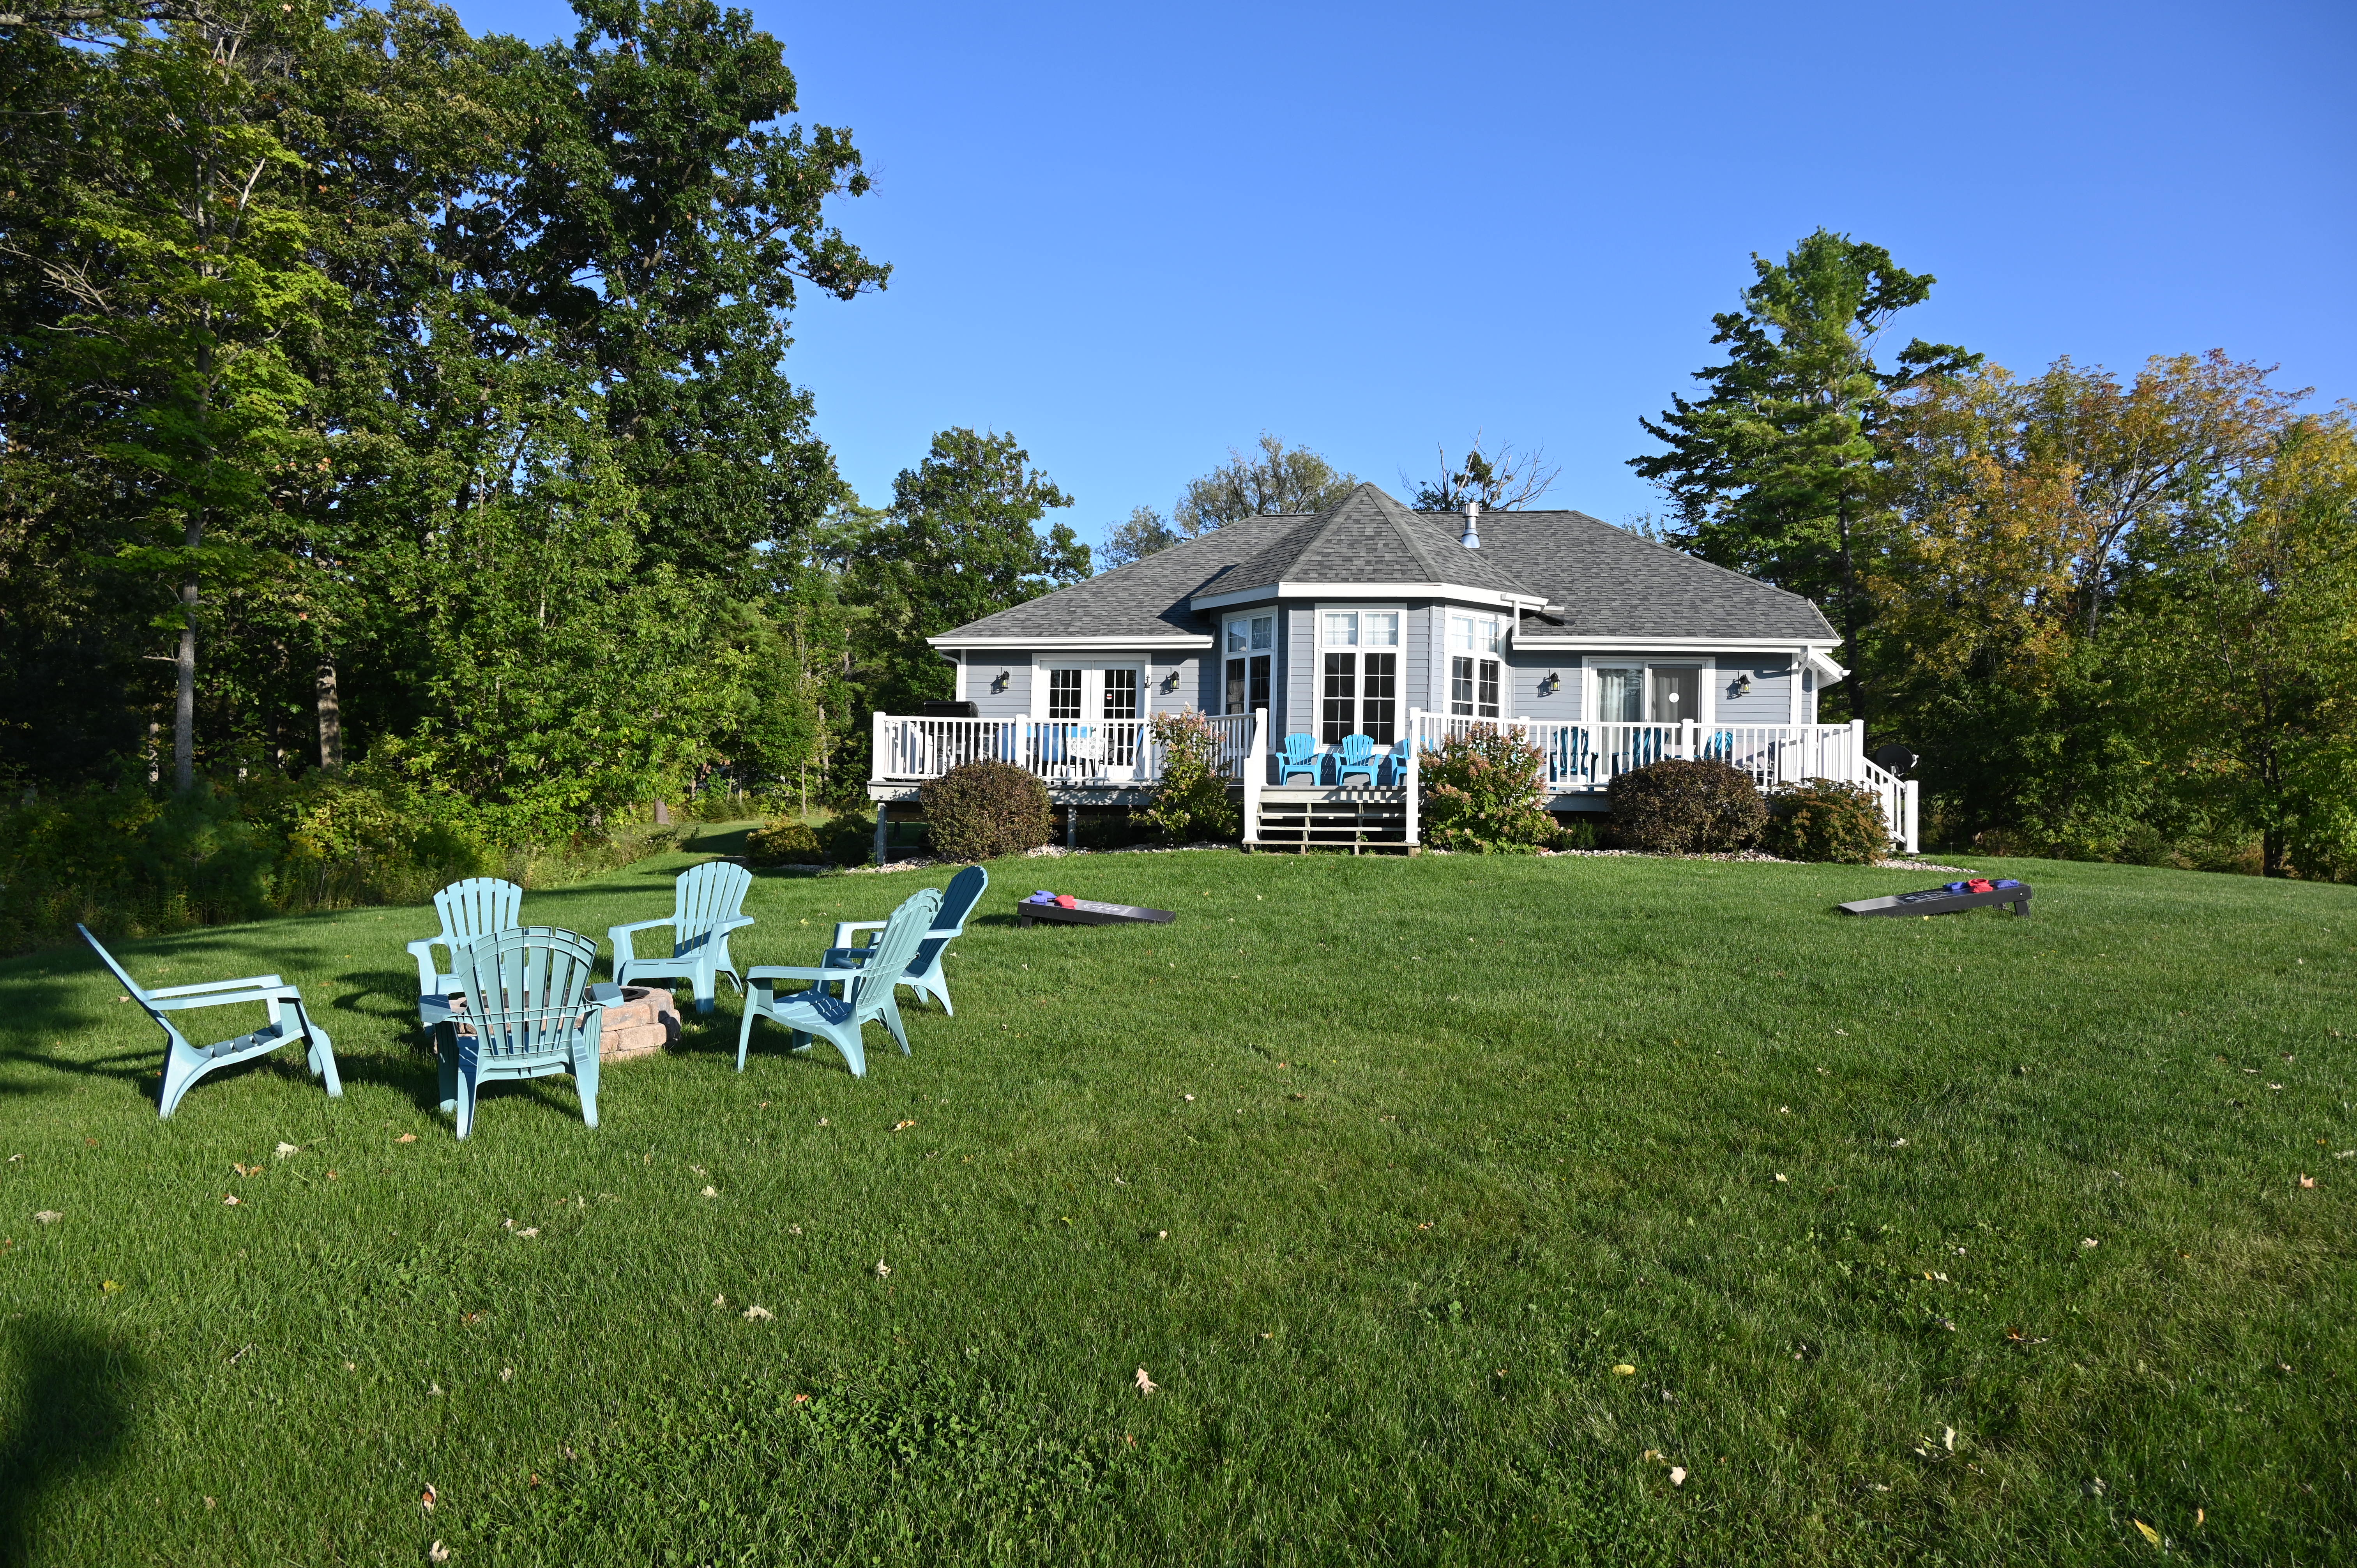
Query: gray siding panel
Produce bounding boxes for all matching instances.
[1715,658,1795,725]
[1504,646,1581,721]
[968,655,1031,719]
[1283,606,1314,739]
[1404,600,1434,712]
[1151,655,1201,717]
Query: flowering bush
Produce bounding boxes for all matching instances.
[1142,711,1240,842]
[1419,731,1560,853]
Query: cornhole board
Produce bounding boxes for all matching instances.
[1839,883,2032,918]
[1016,898,1176,929]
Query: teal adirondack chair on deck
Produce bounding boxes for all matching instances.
[1277,733,1322,784]
[610,861,754,1012]
[441,925,610,1139]
[1331,734,1378,784]
[406,878,523,998]
[79,925,342,1118]
[737,886,942,1077]
[820,864,987,1016]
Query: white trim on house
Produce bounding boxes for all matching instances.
[928,634,1215,650]
[1191,582,1542,614]
[1514,630,1841,656]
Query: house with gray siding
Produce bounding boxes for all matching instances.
[869,483,1913,851]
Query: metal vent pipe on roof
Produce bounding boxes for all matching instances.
[1459,499,1481,549]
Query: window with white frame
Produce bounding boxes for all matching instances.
[1319,608,1399,743]
[1593,663,1701,723]
[1223,614,1273,716]
[1449,614,1503,719]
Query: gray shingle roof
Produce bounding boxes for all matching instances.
[926,513,1303,641]
[1474,510,1836,642]
[929,486,1835,645]
[1193,482,1534,599]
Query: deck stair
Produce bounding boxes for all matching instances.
[1251,787,1410,852]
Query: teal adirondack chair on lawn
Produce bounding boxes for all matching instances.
[79,925,342,1118]
[820,864,987,1016]
[1331,733,1378,784]
[610,861,754,1012]
[442,925,610,1139]
[1277,733,1322,784]
[737,886,942,1077]
[406,878,523,998]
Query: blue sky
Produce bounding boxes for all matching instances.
[465,0,2354,549]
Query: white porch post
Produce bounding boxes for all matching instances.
[1681,718,1696,760]
[1404,706,1422,849]
[871,709,888,785]
[1847,717,1866,783]
[1903,778,1920,854]
[1244,707,1266,849]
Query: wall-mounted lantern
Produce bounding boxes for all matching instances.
[991,669,1011,694]
[1538,671,1562,696]
[1731,672,1753,697]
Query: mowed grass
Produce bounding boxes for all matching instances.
[1,848,2352,1566]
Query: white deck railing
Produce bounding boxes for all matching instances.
[868,707,1916,851]
[871,713,1262,789]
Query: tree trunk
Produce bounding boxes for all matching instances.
[2262,826,2287,878]
[316,656,344,770]
[174,570,198,793]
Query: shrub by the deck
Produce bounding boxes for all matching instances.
[744,820,828,867]
[1763,778,1889,863]
[1141,710,1240,842]
[919,761,1053,862]
[1607,759,1767,854]
[1420,731,1560,853]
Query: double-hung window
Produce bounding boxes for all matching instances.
[1320,609,1399,744]
[1223,614,1273,716]
[1594,664,1699,724]
[1449,614,1503,719]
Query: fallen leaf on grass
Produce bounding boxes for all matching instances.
[1669,1466,1687,1485]
[1891,1138,1908,1148]
[34,1211,60,1224]
[429,1542,449,1563]
[500,1368,513,1382]
[100,1279,120,1293]
[2081,1237,2099,1249]
[2297,1174,2316,1189]
[2133,1519,2163,1547]
[891,1120,916,1133]
[700,1186,717,1198]
[421,1485,436,1512]
[396,1134,417,1144]
[712,1294,727,1308]
[274,1142,298,1158]
[873,1260,891,1278]
[1134,1367,1158,1395]
[742,1305,774,1321]
[1612,1364,1636,1376]
[515,1228,538,1239]
[232,1162,261,1178]
[222,1195,242,1206]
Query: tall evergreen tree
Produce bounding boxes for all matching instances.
[1631,229,1977,713]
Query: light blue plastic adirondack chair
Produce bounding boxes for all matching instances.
[737,886,943,1077]
[610,861,753,1013]
[1381,734,1422,786]
[1331,733,1378,784]
[406,878,523,998]
[820,865,988,1016]
[442,925,610,1139]
[79,925,342,1118]
[1277,733,1323,784]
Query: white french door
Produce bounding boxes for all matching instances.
[1038,662,1145,775]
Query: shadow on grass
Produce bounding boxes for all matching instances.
[0,1315,141,1568]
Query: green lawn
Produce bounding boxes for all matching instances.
[1,848,2351,1565]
